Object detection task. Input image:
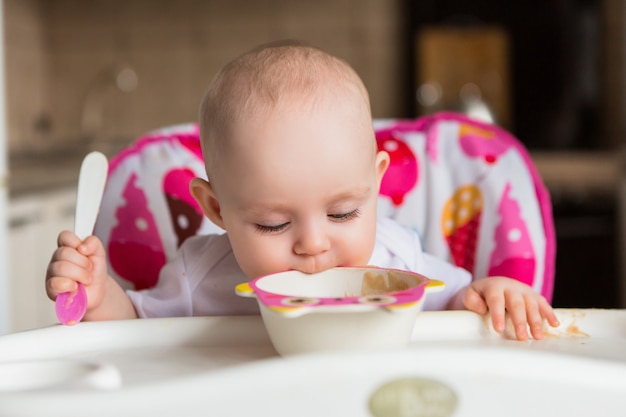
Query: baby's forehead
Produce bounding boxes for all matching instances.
[202,45,373,177]
[208,107,375,194]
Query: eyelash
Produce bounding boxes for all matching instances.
[255,209,361,234]
[255,223,288,234]
[328,208,361,222]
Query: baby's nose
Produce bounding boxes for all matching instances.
[293,224,330,256]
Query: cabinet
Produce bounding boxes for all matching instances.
[8,188,76,332]
[551,193,620,308]
[407,0,607,150]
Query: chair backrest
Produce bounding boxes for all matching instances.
[94,112,555,301]
[93,124,223,290]
[374,113,554,301]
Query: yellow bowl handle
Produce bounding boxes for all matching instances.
[235,282,255,297]
[425,279,445,294]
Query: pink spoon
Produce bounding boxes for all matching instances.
[55,151,108,326]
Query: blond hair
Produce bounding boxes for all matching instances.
[199,41,371,180]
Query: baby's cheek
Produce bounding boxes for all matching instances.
[339,228,377,266]
[345,249,375,267]
[233,239,289,279]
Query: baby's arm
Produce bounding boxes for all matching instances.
[448,277,560,341]
[46,230,138,321]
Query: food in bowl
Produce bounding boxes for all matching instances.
[235,267,444,356]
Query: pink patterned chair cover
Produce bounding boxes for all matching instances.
[374,113,554,301]
[94,112,555,301]
[93,124,223,291]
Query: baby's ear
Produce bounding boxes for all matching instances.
[190,178,225,229]
[375,150,390,184]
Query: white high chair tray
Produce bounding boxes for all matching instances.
[1,309,625,417]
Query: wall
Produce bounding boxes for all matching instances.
[0,0,9,334]
[4,0,47,153]
[4,0,408,154]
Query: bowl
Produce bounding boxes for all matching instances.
[235,267,444,356]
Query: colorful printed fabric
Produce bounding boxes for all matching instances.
[94,113,555,301]
[93,123,224,291]
[375,113,554,301]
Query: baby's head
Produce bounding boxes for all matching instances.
[199,40,373,181]
[192,41,389,279]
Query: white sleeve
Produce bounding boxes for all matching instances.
[373,217,472,311]
[419,251,472,311]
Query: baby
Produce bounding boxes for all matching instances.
[46,40,559,340]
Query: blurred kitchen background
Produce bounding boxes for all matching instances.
[1,0,625,333]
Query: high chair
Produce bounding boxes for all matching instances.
[374,113,554,301]
[93,112,555,301]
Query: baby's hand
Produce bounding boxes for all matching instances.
[462,276,560,340]
[45,230,110,312]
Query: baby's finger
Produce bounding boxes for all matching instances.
[505,293,529,341]
[49,246,92,271]
[524,295,545,340]
[539,297,560,327]
[57,230,82,248]
[47,258,94,287]
[484,291,507,333]
[78,235,106,257]
[46,276,81,299]
[462,287,488,315]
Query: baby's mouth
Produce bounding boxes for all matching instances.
[294,262,339,275]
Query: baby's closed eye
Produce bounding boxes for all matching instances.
[255,222,289,234]
[328,208,361,222]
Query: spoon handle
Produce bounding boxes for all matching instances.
[74,152,108,240]
[55,151,108,326]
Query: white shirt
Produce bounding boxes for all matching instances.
[127,217,472,317]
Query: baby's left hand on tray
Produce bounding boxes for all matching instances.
[462,276,560,340]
